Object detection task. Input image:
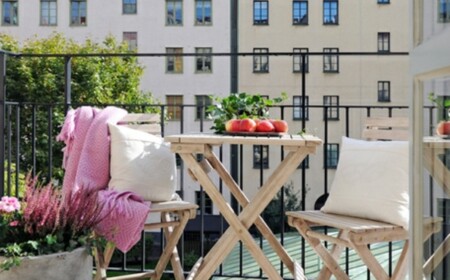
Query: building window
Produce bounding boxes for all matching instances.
[326,143,339,168]
[40,0,57,26]
[195,191,213,214]
[2,0,17,26]
[323,48,339,72]
[195,0,211,25]
[293,95,309,120]
[195,47,212,73]
[323,95,339,120]
[166,0,182,25]
[253,48,269,73]
[123,32,137,51]
[298,155,309,169]
[293,0,308,25]
[253,0,268,25]
[123,0,137,14]
[323,0,338,24]
[195,95,212,120]
[439,0,450,22]
[377,0,390,3]
[253,145,269,169]
[166,95,183,121]
[378,81,390,102]
[378,32,390,52]
[70,0,86,26]
[166,48,183,73]
[293,48,309,73]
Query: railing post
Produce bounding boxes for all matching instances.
[64,56,72,113]
[0,52,6,196]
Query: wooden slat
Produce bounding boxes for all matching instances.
[286,210,402,232]
[165,133,322,147]
[362,116,409,141]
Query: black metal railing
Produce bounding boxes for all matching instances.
[3,100,436,279]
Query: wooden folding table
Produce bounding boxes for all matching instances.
[423,137,450,275]
[164,133,322,280]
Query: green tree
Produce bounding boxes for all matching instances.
[263,181,308,234]
[0,32,159,184]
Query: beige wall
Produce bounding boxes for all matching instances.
[238,0,410,209]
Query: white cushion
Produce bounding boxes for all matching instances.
[108,124,177,202]
[321,137,409,229]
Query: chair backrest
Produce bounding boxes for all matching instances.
[117,113,161,135]
[362,116,409,141]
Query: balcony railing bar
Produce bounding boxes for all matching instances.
[2,100,439,279]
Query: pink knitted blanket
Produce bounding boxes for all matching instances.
[57,106,151,252]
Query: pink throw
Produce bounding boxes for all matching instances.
[57,106,151,252]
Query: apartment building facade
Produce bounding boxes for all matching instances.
[0,0,411,211]
[237,0,410,207]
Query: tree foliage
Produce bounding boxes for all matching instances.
[0,32,159,184]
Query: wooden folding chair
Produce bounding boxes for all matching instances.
[94,113,198,280]
[286,116,443,280]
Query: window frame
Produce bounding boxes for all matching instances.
[293,48,309,73]
[293,95,309,121]
[195,47,212,73]
[323,0,338,25]
[253,0,268,25]
[325,143,339,169]
[40,0,57,26]
[378,81,391,102]
[323,95,339,120]
[195,190,213,215]
[253,145,269,169]
[253,48,269,73]
[166,47,183,74]
[166,95,183,121]
[438,0,450,23]
[323,48,339,73]
[293,0,308,25]
[297,155,309,169]
[2,0,18,26]
[123,32,138,51]
[70,0,87,26]
[166,0,183,26]
[378,32,390,53]
[195,95,212,120]
[123,0,137,14]
[195,0,212,25]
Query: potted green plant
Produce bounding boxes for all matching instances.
[206,92,287,134]
[429,92,450,135]
[0,174,105,279]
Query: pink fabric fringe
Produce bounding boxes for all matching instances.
[57,106,151,252]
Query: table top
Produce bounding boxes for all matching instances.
[164,133,322,147]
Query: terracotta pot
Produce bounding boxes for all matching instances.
[0,247,92,280]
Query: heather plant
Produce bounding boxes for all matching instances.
[0,174,106,271]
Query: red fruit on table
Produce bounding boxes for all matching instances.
[255,119,275,132]
[225,119,241,132]
[272,120,289,133]
[239,118,257,132]
[436,121,450,135]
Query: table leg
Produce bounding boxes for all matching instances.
[185,146,311,279]
[179,152,284,280]
[204,145,295,275]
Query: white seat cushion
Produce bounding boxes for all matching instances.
[108,124,177,202]
[321,136,409,229]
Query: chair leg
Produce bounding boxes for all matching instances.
[291,218,349,280]
[152,210,190,280]
[353,244,390,280]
